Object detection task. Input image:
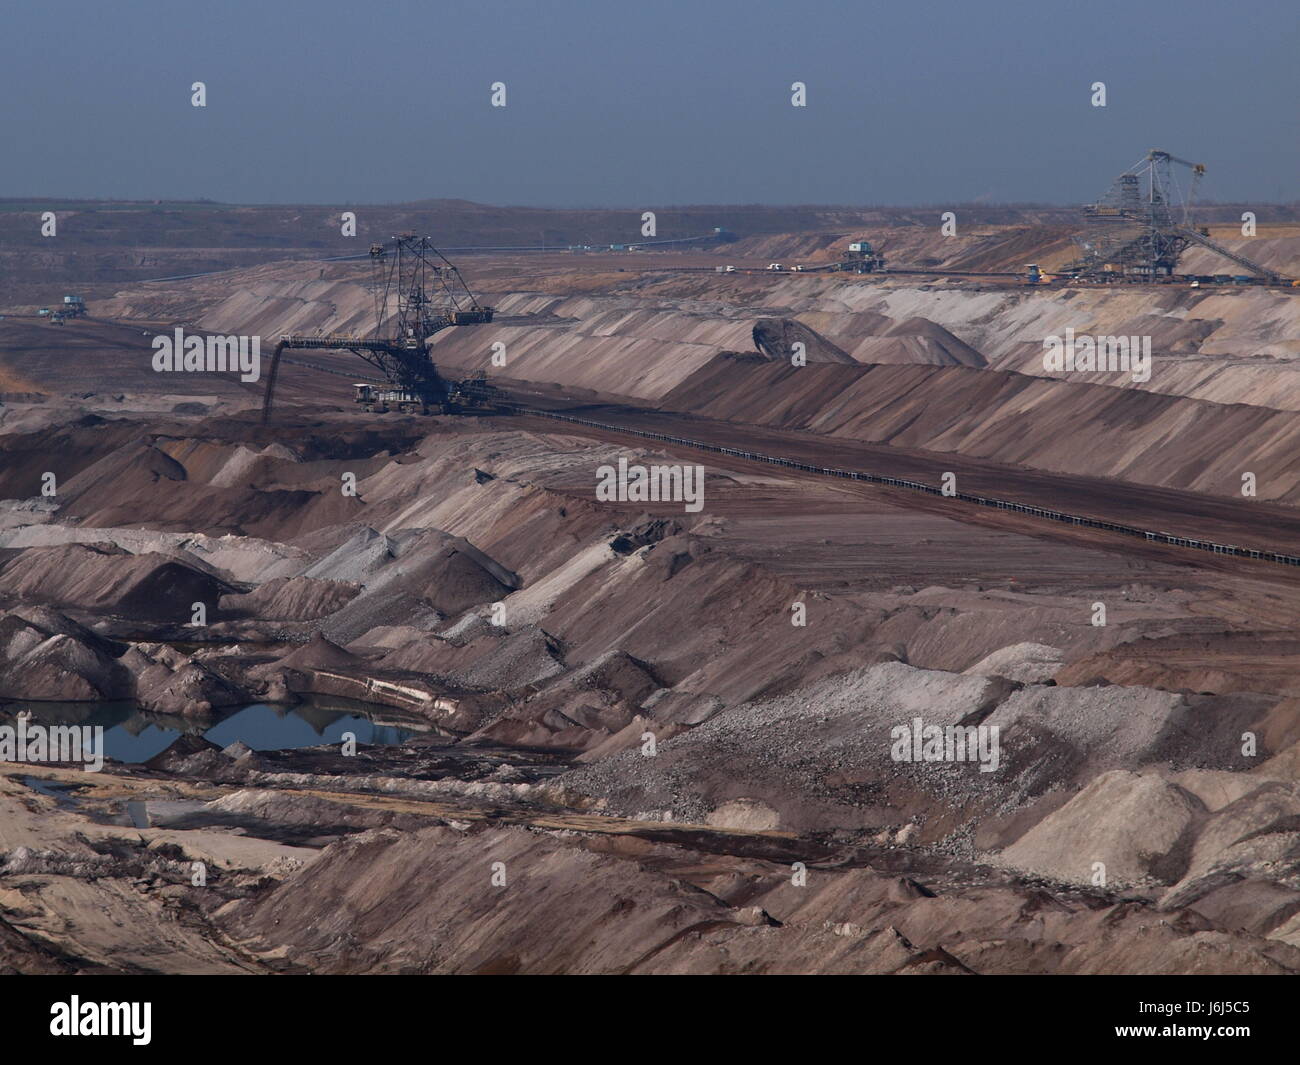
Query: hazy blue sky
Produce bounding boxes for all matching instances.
[2,0,1295,205]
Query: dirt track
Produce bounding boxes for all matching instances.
[494,388,1300,573]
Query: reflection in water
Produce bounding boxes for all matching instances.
[0,698,419,764]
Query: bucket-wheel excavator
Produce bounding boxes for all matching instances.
[260,234,502,421]
[1066,150,1283,282]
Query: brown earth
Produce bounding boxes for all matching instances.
[3,208,1300,974]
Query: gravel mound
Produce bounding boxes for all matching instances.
[559,661,1001,832]
[995,770,1203,888]
[964,642,1064,684]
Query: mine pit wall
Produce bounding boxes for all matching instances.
[461,346,1300,507]
[652,357,1300,505]
[433,284,1300,401]
[170,271,1300,507]
[183,272,1300,406]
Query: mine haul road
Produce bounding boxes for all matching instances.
[492,386,1300,579]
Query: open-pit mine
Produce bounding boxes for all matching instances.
[3,197,1300,977]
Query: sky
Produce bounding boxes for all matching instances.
[1,0,1296,206]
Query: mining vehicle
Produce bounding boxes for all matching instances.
[354,370,505,415]
[262,235,497,422]
[842,239,886,273]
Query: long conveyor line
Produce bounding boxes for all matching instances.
[506,405,1300,569]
